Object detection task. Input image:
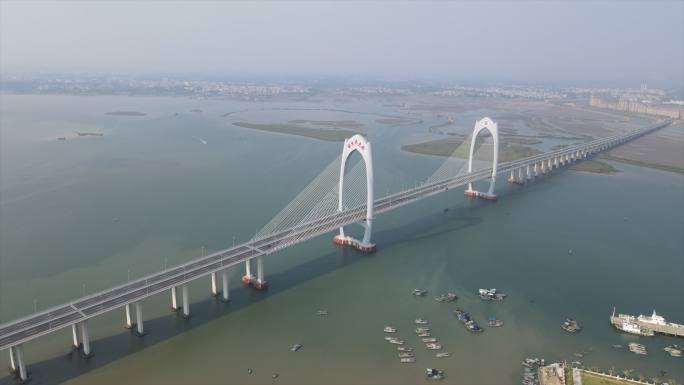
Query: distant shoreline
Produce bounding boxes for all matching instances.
[105,111,146,116]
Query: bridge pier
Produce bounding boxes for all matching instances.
[210,272,219,296]
[135,302,145,336]
[253,256,268,290]
[12,345,27,382]
[71,323,80,349]
[221,270,230,302]
[526,164,532,179]
[8,346,16,373]
[80,321,92,358]
[241,259,254,285]
[182,285,191,319]
[124,303,135,329]
[171,286,179,312]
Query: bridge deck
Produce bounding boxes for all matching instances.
[0,120,670,351]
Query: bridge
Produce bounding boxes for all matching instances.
[2,117,670,382]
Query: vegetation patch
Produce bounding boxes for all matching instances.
[600,154,684,175]
[232,122,358,142]
[570,160,618,174]
[401,138,542,161]
[288,119,364,129]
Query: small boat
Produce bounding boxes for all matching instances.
[388,339,405,345]
[400,357,416,363]
[422,337,437,343]
[384,336,393,341]
[417,332,431,337]
[398,352,415,358]
[664,344,682,357]
[435,293,458,303]
[628,342,647,356]
[611,344,623,349]
[479,288,506,301]
[487,317,504,327]
[290,344,302,352]
[316,310,328,316]
[384,326,397,333]
[415,318,429,325]
[426,368,445,380]
[425,343,442,350]
[561,318,581,333]
[435,352,450,358]
[415,327,430,333]
[397,346,413,352]
[413,289,428,296]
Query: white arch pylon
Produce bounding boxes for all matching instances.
[464,117,499,201]
[333,134,376,252]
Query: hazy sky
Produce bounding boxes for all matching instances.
[1,1,682,87]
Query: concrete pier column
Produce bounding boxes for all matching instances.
[71,323,80,349]
[526,164,531,179]
[171,286,179,311]
[221,270,230,302]
[242,259,253,284]
[8,346,16,373]
[254,256,268,289]
[210,272,219,296]
[509,170,514,179]
[533,163,538,176]
[124,303,134,329]
[135,302,145,336]
[182,285,190,318]
[518,168,524,179]
[80,322,92,358]
[14,345,26,382]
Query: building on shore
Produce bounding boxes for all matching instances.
[538,362,566,385]
[590,95,683,119]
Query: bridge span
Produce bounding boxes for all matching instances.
[2,119,670,382]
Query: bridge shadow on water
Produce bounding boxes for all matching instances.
[1,194,489,385]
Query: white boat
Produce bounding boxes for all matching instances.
[398,352,415,358]
[397,346,413,352]
[417,332,430,337]
[426,343,442,350]
[415,327,430,333]
[415,318,429,325]
[435,352,450,358]
[422,337,437,343]
[384,326,397,333]
[400,357,416,363]
[388,339,405,345]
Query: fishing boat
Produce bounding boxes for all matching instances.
[628,342,648,356]
[384,326,397,333]
[426,343,442,350]
[290,344,302,352]
[415,318,429,325]
[479,288,507,301]
[426,368,445,380]
[413,289,428,296]
[488,317,504,327]
[422,337,437,343]
[435,352,450,358]
[400,357,416,363]
[397,346,413,352]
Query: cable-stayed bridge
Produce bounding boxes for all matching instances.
[2,117,670,381]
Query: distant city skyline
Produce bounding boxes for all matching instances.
[1,1,682,88]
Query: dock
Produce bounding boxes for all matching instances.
[610,309,684,338]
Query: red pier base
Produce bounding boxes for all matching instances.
[252,281,269,290]
[464,190,497,201]
[333,235,376,253]
[241,275,268,289]
[507,177,526,185]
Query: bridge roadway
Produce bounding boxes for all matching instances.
[0,120,669,352]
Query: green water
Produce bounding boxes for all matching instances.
[0,95,682,385]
